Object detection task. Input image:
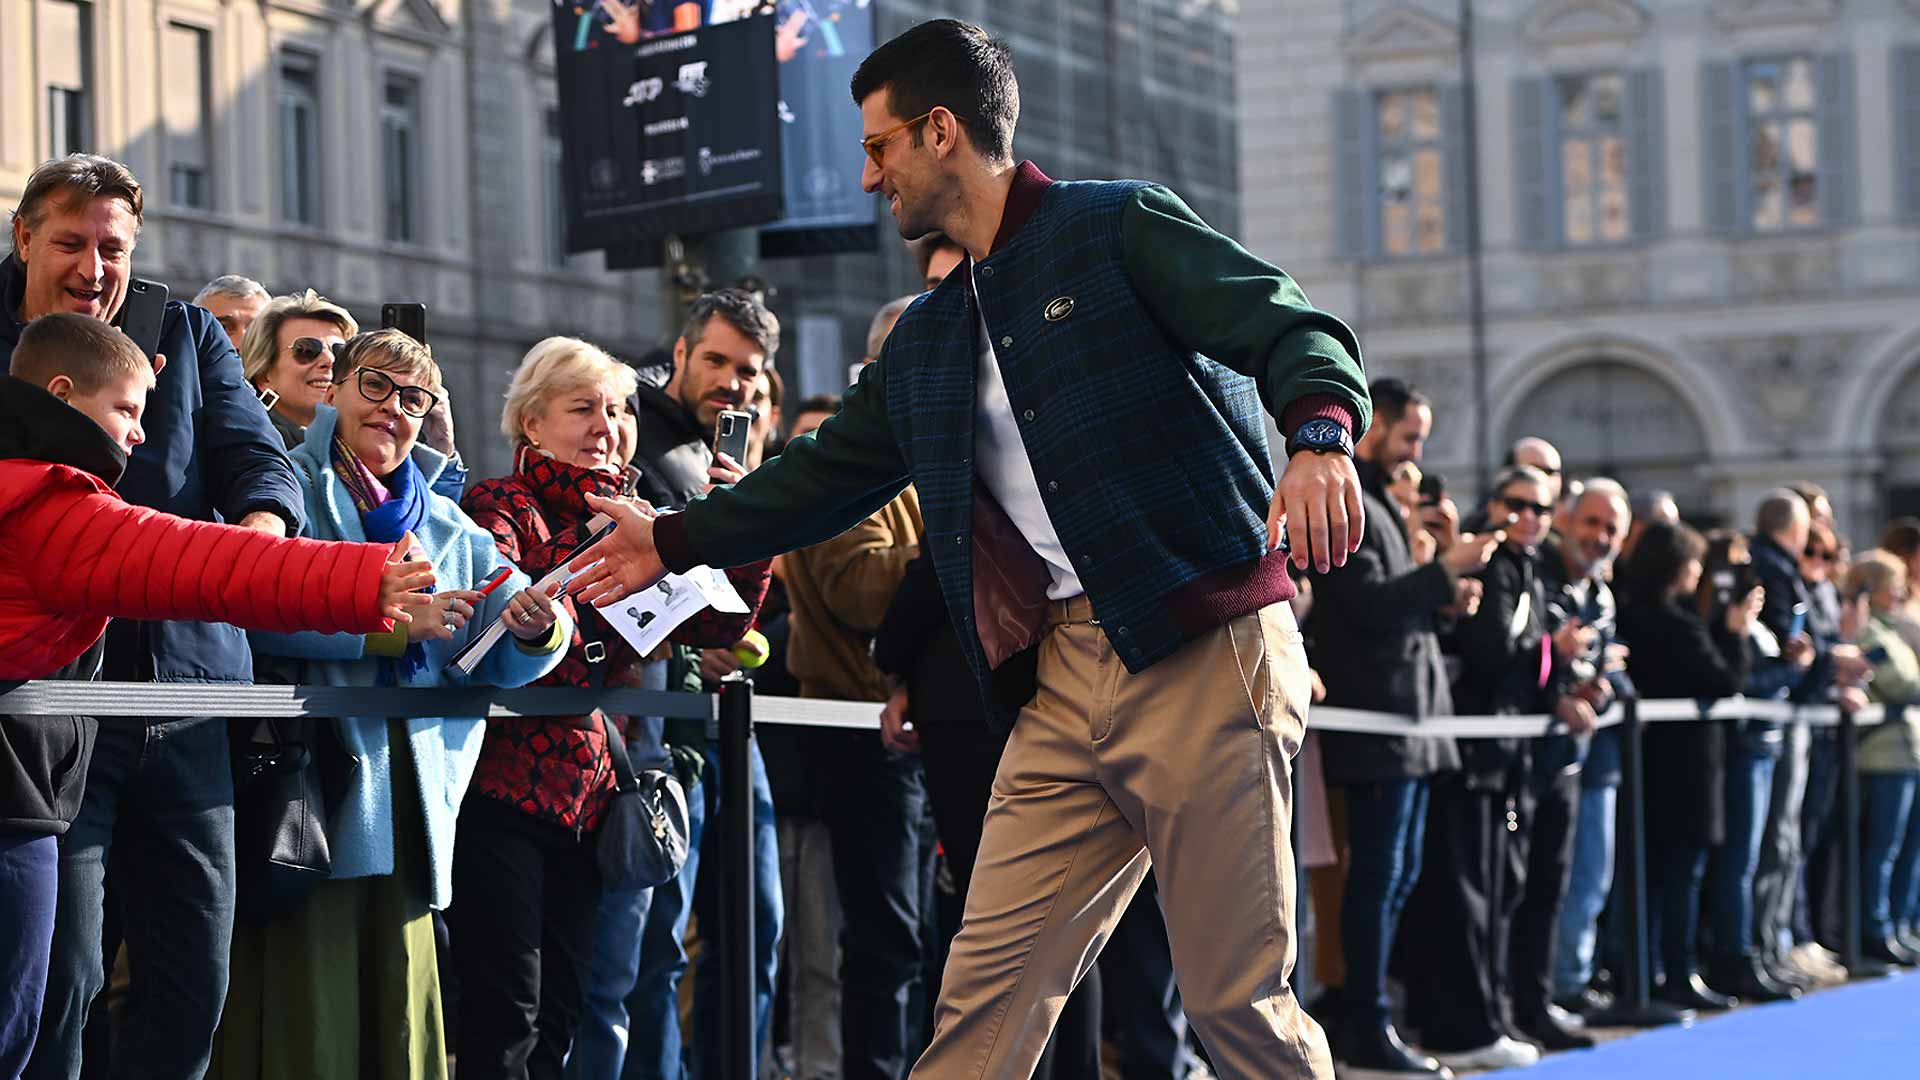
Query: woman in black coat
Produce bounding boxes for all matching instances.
[1615,522,1755,1010]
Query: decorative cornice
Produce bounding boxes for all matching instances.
[1520,0,1651,47]
[1344,3,1459,62]
[1708,0,1842,30]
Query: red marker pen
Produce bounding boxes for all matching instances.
[475,566,514,599]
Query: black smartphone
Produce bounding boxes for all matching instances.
[1418,472,1447,507]
[713,409,753,465]
[381,302,427,345]
[118,278,169,362]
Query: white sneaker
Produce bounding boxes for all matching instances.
[1432,1037,1542,1071]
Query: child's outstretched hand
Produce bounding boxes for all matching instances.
[379,532,437,623]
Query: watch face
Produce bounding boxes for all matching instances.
[1299,418,1344,447]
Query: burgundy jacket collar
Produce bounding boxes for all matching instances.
[988,161,1054,254]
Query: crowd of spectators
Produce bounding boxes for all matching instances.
[1299,378,1920,1078]
[5,149,1919,1080]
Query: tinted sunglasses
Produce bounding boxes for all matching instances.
[1502,495,1553,516]
[289,337,346,365]
[1804,546,1837,562]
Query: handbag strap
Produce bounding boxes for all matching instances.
[599,712,639,794]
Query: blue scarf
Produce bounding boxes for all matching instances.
[334,441,434,680]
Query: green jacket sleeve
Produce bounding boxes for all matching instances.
[1120,185,1371,437]
[662,358,911,573]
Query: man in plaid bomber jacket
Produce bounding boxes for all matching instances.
[573,20,1370,1080]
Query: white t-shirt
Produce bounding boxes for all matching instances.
[970,268,1084,600]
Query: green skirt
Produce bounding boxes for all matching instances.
[211,721,448,1080]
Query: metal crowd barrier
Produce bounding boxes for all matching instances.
[0,680,1888,1058]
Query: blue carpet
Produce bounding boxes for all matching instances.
[1485,975,1920,1078]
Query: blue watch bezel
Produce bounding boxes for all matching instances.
[1287,417,1353,457]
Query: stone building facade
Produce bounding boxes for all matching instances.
[4,0,1239,482]
[1237,0,1920,542]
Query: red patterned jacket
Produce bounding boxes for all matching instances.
[461,451,769,831]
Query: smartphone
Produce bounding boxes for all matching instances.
[1418,472,1447,508]
[713,409,753,465]
[381,302,427,345]
[118,278,169,362]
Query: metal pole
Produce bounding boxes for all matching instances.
[1590,698,1692,1027]
[1457,0,1491,488]
[718,677,757,1077]
[1839,702,1864,976]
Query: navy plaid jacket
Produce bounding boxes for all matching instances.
[659,172,1368,723]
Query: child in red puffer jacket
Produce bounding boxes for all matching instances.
[0,314,433,1076]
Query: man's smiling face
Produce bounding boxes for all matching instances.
[13,192,139,324]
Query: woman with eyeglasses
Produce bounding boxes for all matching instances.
[1614,520,1753,1011]
[1409,464,1583,1063]
[238,289,467,500]
[211,330,571,1080]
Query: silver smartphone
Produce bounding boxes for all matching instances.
[713,409,753,464]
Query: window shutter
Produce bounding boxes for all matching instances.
[1701,60,1739,234]
[1332,89,1378,260]
[1512,75,1553,250]
[1898,46,1920,224]
[1817,52,1857,228]
[1441,83,1471,254]
[1628,67,1667,243]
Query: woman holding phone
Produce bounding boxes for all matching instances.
[212,330,569,1080]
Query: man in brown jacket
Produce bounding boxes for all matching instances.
[783,479,934,1080]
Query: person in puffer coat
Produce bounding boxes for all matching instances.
[0,315,423,1079]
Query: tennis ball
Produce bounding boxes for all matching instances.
[733,629,770,669]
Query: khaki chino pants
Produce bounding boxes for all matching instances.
[911,596,1333,1080]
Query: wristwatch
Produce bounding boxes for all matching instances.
[1286,416,1355,459]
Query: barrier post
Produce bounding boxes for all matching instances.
[1590,697,1692,1027]
[718,676,756,1078]
[1839,701,1864,977]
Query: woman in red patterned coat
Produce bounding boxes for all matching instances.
[453,337,768,1078]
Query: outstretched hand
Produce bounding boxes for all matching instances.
[567,493,664,607]
[1269,452,1365,573]
[378,532,437,623]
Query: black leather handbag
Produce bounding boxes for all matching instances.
[595,713,691,891]
[232,716,354,922]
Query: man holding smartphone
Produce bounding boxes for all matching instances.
[608,288,788,1080]
[1,154,304,1079]
[571,21,1372,1078]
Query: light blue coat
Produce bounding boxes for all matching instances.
[251,405,570,909]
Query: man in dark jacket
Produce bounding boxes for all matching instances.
[1308,378,1487,1077]
[611,289,787,1080]
[1401,465,1568,1071]
[1541,481,1634,1014]
[2,154,304,1080]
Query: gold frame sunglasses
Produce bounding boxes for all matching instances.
[860,111,933,167]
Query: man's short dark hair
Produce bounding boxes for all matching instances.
[794,394,841,419]
[1881,518,1920,560]
[11,312,150,394]
[909,232,966,281]
[680,288,780,364]
[850,19,1019,163]
[1368,378,1430,427]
